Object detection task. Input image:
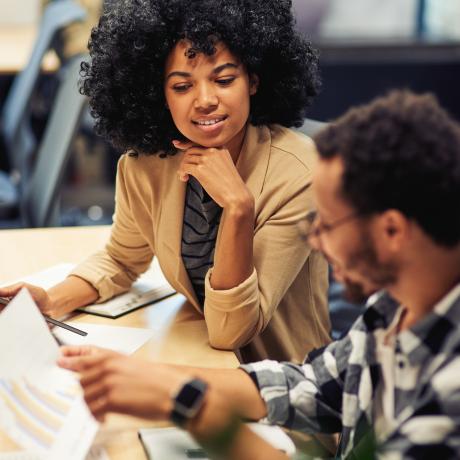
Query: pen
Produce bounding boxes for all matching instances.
[0,296,87,336]
[43,315,88,336]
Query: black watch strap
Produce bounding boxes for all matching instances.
[170,378,208,427]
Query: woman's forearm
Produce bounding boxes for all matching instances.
[210,192,255,290]
[48,275,99,317]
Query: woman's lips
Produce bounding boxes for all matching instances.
[192,116,228,134]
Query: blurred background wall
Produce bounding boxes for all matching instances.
[0,0,459,229]
[0,0,40,25]
[293,0,460,122]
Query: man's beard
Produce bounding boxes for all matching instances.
[342,277,371,304]
[341,232,399,304]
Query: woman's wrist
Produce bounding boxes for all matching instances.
[44,294,59,317]
[224,189,255,217]
[47,276,99,317]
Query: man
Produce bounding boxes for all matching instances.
[59,90,460,459]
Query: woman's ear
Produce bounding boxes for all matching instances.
[249,74,259,96]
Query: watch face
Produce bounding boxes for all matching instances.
[180,384,203,407]
[173,379,208,422]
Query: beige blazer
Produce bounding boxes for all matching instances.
[71,124,331,363]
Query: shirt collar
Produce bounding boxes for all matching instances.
[397,283,460,366]
[362,291,400,332]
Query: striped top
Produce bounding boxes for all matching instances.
[181,176,223,307]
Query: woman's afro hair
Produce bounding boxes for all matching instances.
[80,0,321,156]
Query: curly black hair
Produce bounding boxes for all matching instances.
[314,90,460,248]
[80,0,320,156]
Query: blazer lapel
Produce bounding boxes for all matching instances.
[235,124,271,200]
[158,154,200,310]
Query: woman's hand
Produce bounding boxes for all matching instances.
[0,283,54,315]
[58,346,189,422]
[174,140,254,210]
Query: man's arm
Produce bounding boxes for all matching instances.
[189,388,288,460]
[58,339,348,432]
[59,346,288,460]
[57,347,267,421]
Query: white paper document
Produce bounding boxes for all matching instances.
[0,290,98,460]
[53,323,156,355]
[4,264,75,291]
[138,423,296,460]
[0,289,59,383]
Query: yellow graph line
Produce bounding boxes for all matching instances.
[0,430,21,452]
[27,384,71,415]
[11,382,63,432]
[55,382,81,400]
[0,389,55,449]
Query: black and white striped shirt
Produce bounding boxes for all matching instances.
[181,176,222,307]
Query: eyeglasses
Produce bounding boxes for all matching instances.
[297,210,362,243]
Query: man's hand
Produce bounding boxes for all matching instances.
[58,346,190,422]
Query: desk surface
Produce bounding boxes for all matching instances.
[0,25,59,74]
[0,225,239,459]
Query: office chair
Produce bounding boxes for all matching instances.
[21,54,88,228]
[0,0,86,218]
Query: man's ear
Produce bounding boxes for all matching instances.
[249,74,259,96]
[378,209,409,252]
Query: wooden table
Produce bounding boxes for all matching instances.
[0,25,59,74]
[0,226,239,458]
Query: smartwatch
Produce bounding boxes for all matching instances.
[170,378,208,427]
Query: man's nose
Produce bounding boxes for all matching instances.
[308,233,321,251]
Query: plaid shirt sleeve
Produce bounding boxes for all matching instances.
[240,334,353,434]
[378,357,460,460]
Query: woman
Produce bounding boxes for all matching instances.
[2,0,330,362]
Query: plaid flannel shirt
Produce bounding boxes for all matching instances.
[241,284,460,459]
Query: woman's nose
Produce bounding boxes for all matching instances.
[194,83,218,110]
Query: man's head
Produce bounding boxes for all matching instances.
[311,90,460,302]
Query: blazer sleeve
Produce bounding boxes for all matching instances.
[203,172,315,349]
[69,155,154,302]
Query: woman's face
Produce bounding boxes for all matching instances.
[164,41,258,152]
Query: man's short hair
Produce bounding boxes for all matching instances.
[314,90,460,248]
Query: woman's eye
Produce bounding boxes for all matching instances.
[172,84,191,92]
[216,77,235,86]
